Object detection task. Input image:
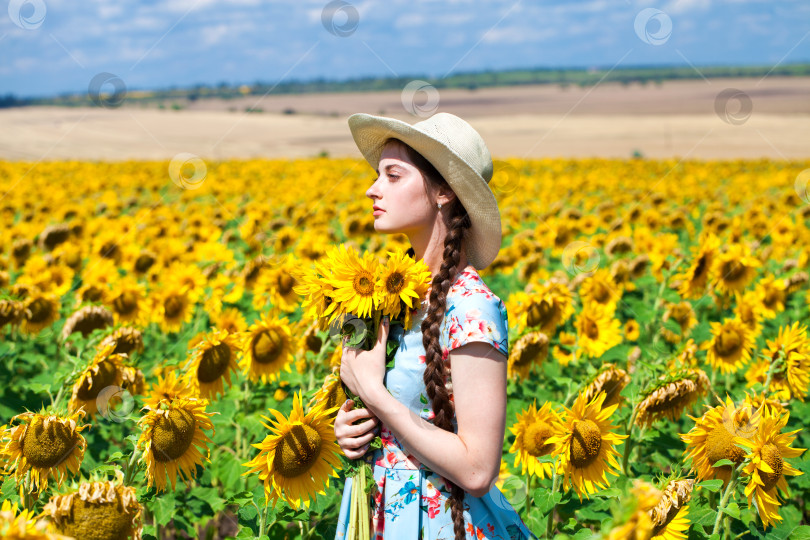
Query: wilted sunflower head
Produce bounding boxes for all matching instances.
[41,476,143,540]
[508,331,549,380]
[98,326,145,357]
[583,364,629,408]
[635,369,710,428]
[4,409,89,493]
[60,305,114,343]
[648,478,694,539]
[68,343,127,417]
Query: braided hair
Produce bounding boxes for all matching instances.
[390,138,473,540]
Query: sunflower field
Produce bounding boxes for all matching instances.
[2,156,810,540]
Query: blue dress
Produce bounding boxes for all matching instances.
[335,265,538,540]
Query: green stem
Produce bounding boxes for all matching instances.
[258,500,267,537]
[526,473,535,513]
[762,353,784,396]
[712,464,742,536]
[622,407,639,475]
[124,447,141,485]
[545,464,561,539]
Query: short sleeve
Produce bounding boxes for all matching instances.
[441,290,509,357]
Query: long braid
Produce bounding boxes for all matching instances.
[420,208,472,540]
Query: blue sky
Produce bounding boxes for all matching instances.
[1,0,808,98]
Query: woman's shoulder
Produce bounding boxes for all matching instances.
[447,266,504,309]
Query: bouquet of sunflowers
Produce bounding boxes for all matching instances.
[294,244,431,539]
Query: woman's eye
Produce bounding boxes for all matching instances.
[388,175,399,180]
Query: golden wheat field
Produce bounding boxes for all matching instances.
[2,156,810,540]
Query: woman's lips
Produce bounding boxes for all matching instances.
[373,210,384,216]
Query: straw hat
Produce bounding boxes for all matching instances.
[347,112,502,270]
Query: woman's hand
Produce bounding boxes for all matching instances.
[339,316,390,404]
[334,399,380,459]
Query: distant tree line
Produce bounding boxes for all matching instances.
[3,63,809,109]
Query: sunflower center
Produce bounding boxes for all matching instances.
[21,417,78,468]
[516,340,546,367]
[164,295,184,319]
[81,285,105,303]
[592,282,611,303]
[759,443,783,492]
[252,329,285,365]
[196,343,232,383]
[570,419,602,468]
[77,360,119,401]
[706,425,745,469]
[721,260,745,282]
[113,291,138,316]
[763,289,781,309]
[522,421,555,457]
[715,328,742,357]
[386,272,405,294]
[527,300,554,328]
[305,333,323,354]
[277,272,295,295]
[273,424,323,478]
[27,298,53,323]
[53,494,135,540]
[583,317,600,340]
[151,408,197,462]
[693,255,708,280]
[352,272,375,296]
[325,381,348,412]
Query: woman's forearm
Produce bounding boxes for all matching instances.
[365,384,496,497]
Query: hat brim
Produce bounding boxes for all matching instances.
[347,113,502,270]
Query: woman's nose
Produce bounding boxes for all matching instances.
[366,178,381,199]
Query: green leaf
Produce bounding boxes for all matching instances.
[721,502,740,519]
[696,479,724,492]
[535,489,562,515]
[712,458,733,468]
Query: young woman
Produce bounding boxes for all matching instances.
[334,112,537,540]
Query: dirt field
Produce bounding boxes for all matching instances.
[1,77,807,161]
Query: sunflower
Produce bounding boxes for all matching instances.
[308,367,347,418]
[546,391,627,499]
[186,328,243,399]
[0,500,62,539]
[605,480,658,540]
[710,242,761,297]
[761,321,810,401]
[137,397,215,492]
[104,278,149,327]
[578,268,623,316]
[21,291,61,335]
[662,301,698,338]
[681,396,762,486]
[649,478,694,540]
[253,258,301,313]
[97,326,145,357]
[635,369,710,428]
[623,319,640,341]
[41,477,143,540]
[143,370,194,410]
[323,244,380,323]
[3,409,89,492]
[573,302,623,359]
[702,318,755,374]
[582,364,630,408]
[376,248,431,331]
[673,232,720,300]
[242,392,342,509]
[68,343,127,417]
[507,331,549,380]
[510,281,574,336]
[0,298,25,332]
[59,305,114,343]
[211,306,248,336]
[240,313,294,384]
[734,290,766,340]
[292,257,335,325]
[736,408,805,529]
[552,331,577,366]
[755,274,788,319]
[149,281,195,334]
[508,401,562,479]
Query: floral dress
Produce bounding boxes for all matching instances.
[335,265,538,540]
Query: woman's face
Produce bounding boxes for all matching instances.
[365,142,438,235]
